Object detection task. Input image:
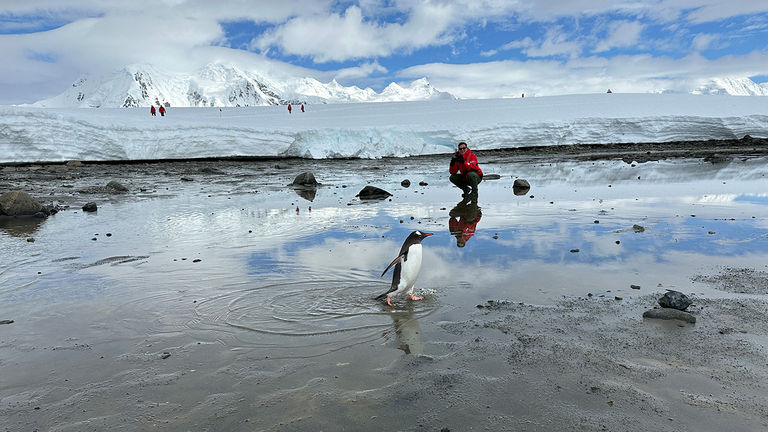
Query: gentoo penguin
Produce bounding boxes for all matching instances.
[377,230,433,306]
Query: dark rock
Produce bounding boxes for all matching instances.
[0,319,14,325]
[418,181,428,186]
[105,181,128,192]
[0,191,43,217]
[161,352,171,359]
[82,202,98,212]
[513,179,531,195]
[291,172,318,186]
[630,284,641,290]
[632,224,645,232]
[356,186,392,200]
[642,308,696,323]
[180,177,194,182]
[401,179,411,188]
[483,174,501,180]
[658,290,692,310]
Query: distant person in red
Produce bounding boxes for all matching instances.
[150,105,156,116]
[300,104,305,112]
[288,104,292,113]
[449,141,483,196]
[159,105,166,116]
[449,197,482,248]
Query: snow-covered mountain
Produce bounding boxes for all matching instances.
[692,77,768,96]
[31,63,455,108]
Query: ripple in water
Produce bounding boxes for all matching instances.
[194,279,437,358]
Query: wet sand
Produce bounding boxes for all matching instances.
[2,140,768,431]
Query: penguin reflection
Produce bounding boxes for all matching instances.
[389,311,424,355]
[449,196,482,248]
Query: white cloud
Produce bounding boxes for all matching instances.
[251,3,459,62]
[399,51,768,98]
[502,27,583,58]
[333,61,388,80]
[691,33,719,51]
[593,20,644,53]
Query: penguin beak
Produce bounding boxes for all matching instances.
[424,232,433,237]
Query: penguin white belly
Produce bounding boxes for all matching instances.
[395,244,423,296]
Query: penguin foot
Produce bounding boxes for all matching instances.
[386,296,393,307]
[409,294,423,301]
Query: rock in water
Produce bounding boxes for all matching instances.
[357,186,392,200]
[658,290,692,310]
[0,191,44,217]
[291,172,318,186]
[82,202,98,212]
[513,179,531,196]
[401,179,411,188]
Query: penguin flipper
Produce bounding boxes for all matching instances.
[380,252,407,277]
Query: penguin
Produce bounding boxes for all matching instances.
[377,230,433,306]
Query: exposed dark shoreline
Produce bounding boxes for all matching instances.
[2,135,766,167]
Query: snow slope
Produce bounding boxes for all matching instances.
[2,93,767,163]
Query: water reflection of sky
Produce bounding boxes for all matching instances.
[2,156,768,308]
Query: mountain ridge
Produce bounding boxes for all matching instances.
[30,63,768,108]
[31,63,455,108]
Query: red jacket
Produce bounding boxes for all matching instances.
[449,148,483,177]
[449,211,482,242]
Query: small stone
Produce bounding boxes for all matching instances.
[291,172,318,186]
[570,248,580,253]
[630,284,641,290]
[82,202,98,212]
[161,352,171,359]
[658,290,692,310]
[356,186,392,200]
[401,179,411,188]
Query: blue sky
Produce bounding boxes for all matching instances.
[1,1,767,104]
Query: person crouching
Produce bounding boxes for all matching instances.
[449,142,483,196]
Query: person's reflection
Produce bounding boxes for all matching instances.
[449,196,482,248]
[390,311,423,355]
